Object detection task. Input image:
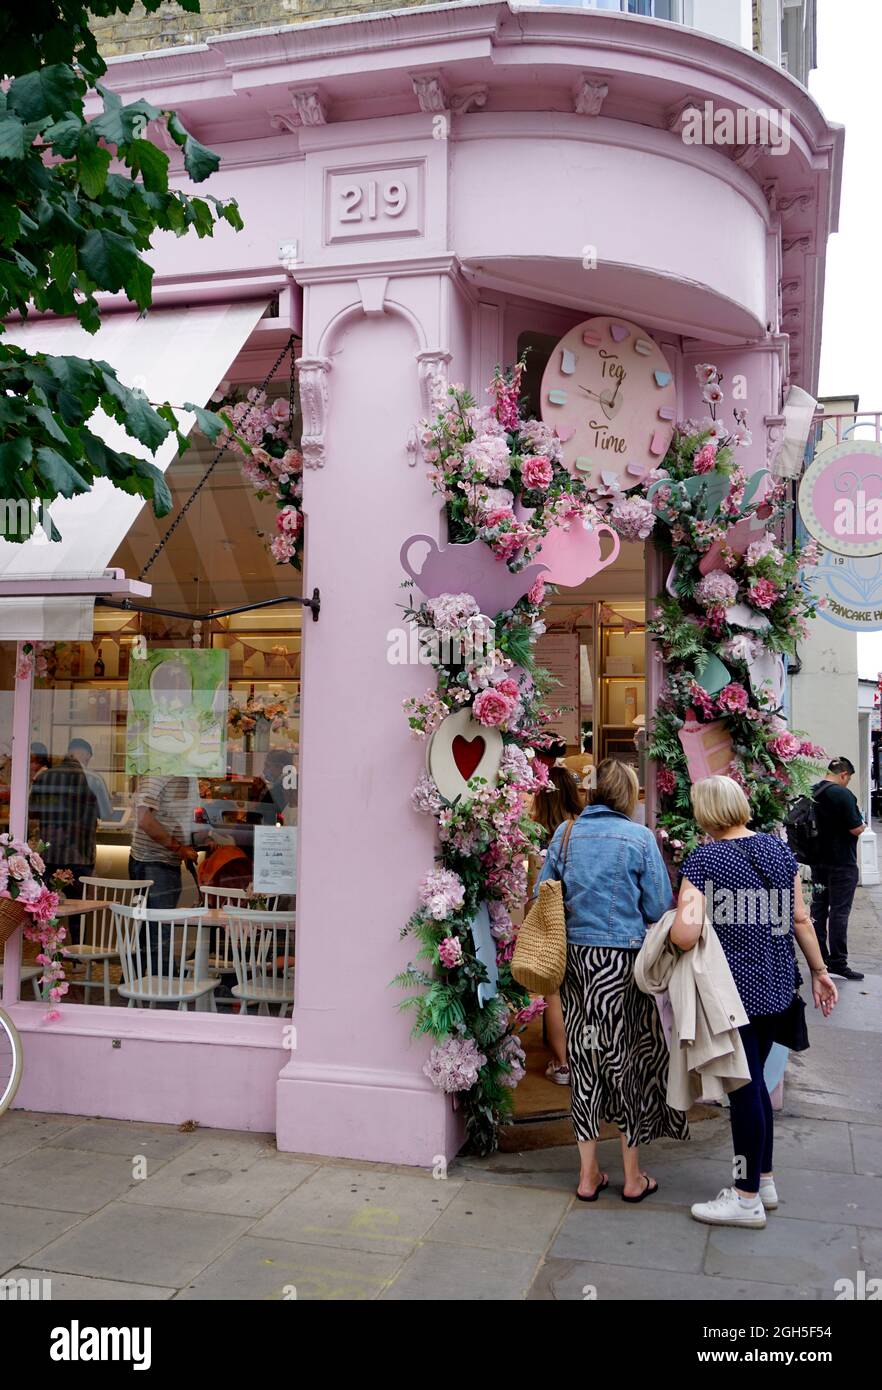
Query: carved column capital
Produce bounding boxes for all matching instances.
[416,350,452,419]
[295,356,332,469]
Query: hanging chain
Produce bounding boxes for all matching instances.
[139,333,298,579]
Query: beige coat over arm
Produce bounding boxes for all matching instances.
[634,909,751,1111]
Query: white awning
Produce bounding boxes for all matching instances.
[0,300,268,581]
[0,300,267,640]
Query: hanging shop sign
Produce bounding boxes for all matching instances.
[126,648,229,776]
[540,315,677,486]
[798,440,882,558]
[807,548,882,632]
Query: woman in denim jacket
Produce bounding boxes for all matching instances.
[536,759,687,1201]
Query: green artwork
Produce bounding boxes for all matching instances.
[126,649,229,776]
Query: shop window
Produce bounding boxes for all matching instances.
[12,377,301,1017]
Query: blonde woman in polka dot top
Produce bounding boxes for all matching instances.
[670,775,838,1230]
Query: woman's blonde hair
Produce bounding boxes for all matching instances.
[690,775,751,835]
[591,758,639,817]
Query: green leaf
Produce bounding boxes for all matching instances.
[0,112,38,160]
[126,138,168,194]
[0,436,33,489]
[77,140,111,197]
[8,65,82,122]
[183,402,228,442]
[78,228,140,293]
[34,447,90,498]
[99,370,171,451]
[91,95,160,148]
[165,112,220,182]
[128,257,153,312]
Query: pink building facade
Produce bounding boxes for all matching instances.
[1,3,842,1163]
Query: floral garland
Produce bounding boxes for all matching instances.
[227,693,290,737]
[641,365,823,858]
[218,388,304,569]
[1,836,66,1019]
[397,364,609,1155]
[398,357,823,1153]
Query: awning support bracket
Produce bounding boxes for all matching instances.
[96,588,320,624]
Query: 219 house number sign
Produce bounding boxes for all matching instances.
[326,163,423,243]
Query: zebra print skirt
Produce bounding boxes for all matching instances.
[560,945,690,1146]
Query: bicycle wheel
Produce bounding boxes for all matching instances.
[0,1007,22,1116]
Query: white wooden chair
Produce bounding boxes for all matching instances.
[65,877,152,1008]
[199,886,280,981]
[112,904,218,1011]
[225,909,295,1017]
[0,957,42,1001]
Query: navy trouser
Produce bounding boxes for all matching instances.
[811,862,859,971]
[729,1013,780,1194]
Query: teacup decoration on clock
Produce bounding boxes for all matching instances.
[427,707,504,803]
[540,315,676,487]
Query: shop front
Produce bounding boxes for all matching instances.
[0,3,841,1163]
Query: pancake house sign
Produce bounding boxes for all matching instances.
[799,441,882,557]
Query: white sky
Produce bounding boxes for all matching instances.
[809,0,882,678]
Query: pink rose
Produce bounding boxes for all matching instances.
[277,506,301,536]
[282,448,303,475]
[493,678,520,701]
[521,455,553,491]
[7,854,31,880]
[717,682,749,714]
[270,534,297,564]
[693,442,718,474]
[271,398,290,422]
[473,688,513,727]
[747,578,780,611]
[438,936,463,969]
[769,731,803,762]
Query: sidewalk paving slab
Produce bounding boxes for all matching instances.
[0,1202,83,1271]
[174,1234,404,1301]
[31,1202,250,1288]
[529,1260,820,1301]
[0,1145,141,1213]
[380,1242,541,1300]
[1,1268,175,1300]
[703,1217,861,1288]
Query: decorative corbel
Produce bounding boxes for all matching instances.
[450,85,489,116]
[782,235,812,255]
[416,350,452,419]
[295,357,332,468]
[733,142,772,169]
[776,192,813,219]
[289,87,328,127]
[764,413,787,472]
[411,72,449,113]
[574,74,609,117]
[270,111,302,135]
[666,96,703,136]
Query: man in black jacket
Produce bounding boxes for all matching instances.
[811,756,866,981]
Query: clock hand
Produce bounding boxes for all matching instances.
[578,385,603,400]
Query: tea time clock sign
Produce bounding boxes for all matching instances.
[540,316,677,486]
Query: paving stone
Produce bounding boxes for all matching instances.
[2,1267,174,1300]
[850,1124,882,1177]
[530,1258,820,1301]
[763,1168,882,1228]
[0,1203,83,1272]
[122,1135,316,1218]
[249,1166,460,1255]
[550,1204,709,1273]
[426,1182,569,1254]
[0,1112,80,1166]
[47,1119,201,1163]
[0,1146,139,1213]
[703,1217,861,1291]
[381,1242,540,1300]
[34,1202,249,1287]
[693,1116,855,1175]
[175,1235,402,1300]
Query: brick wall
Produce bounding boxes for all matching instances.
[92,0,435,57]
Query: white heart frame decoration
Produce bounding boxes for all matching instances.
[427,707,504,803]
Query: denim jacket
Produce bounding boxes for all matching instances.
[535,804,674,949]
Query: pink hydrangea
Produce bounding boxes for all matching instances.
[496,1034,526,1088]
[488,901,516,945]
[521,455,553,490]
[610,495,656,542]
[747,578,780,610]
[473,688,514,727]
[438,936,463,968]
[423,1036,487,1093]
[426,593,480,636]
[745,534,782,567]
[694,570,738,609]
[419,867,466,921]
[717,682,749,714]
[411,773,443,816]
[769,731,803,762]
[693,441,718,474]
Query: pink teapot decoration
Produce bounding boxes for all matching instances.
[533,521,620,588]
[400,535,549,616]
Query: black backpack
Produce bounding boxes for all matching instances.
[784,793,821,865]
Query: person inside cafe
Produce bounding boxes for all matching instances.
[28,749,100,943]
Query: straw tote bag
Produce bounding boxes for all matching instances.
[512,819,575,994]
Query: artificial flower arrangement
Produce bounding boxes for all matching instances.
[227,693,290,737]
[0,835,66,1019]
[215,388,304,570]
[398,357,823,1153]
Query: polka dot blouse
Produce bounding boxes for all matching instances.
[681,833,799,1018]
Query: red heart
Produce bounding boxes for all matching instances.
[452,734,485,781]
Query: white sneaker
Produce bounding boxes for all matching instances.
[545,1062,571,1085]
[691,1187,766,1228]
[759,1177,778,1210]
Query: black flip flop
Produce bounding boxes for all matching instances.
[621,1175,658,1203]
[576,1175,608,1202]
